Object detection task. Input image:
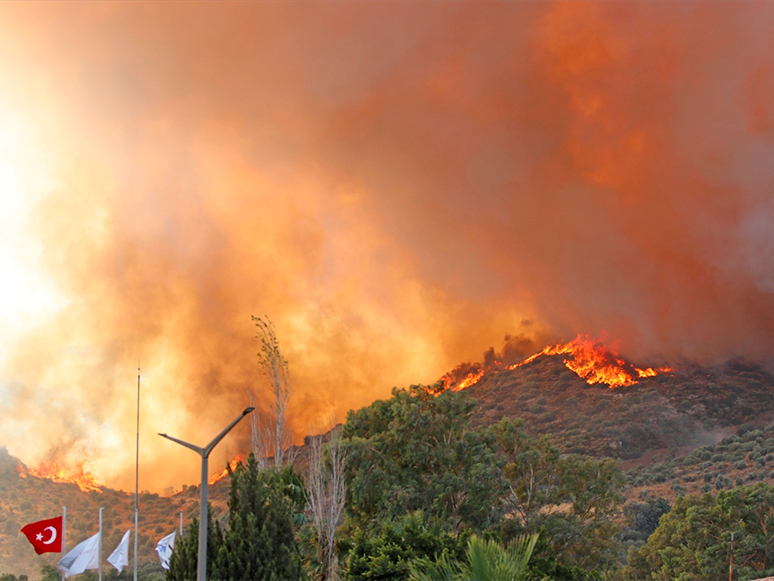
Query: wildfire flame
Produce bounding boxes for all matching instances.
[507,334,672,388]
[453,369,484,391]
[441,334,672,392]
[208,454,245,485]
[17,458,103,493]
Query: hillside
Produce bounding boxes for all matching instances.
[459,351,774,503]
[0,449,233,580]
[463,354,774,459]
[3,350,774,578]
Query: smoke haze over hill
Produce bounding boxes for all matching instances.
[0,2,773,492]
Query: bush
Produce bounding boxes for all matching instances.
[738,423,756,437]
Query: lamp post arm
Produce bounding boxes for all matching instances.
[203,407,254,458]
[158,433,205,456]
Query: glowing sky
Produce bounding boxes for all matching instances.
[0,2,773,492]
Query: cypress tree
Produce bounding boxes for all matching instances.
[167,510,224,581]
[167,453,302,581]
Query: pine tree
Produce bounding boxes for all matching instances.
[166,453,303,581]
[166,511,223,581]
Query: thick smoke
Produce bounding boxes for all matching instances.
[0,2,772,491]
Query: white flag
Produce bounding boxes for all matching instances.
[57,531,100,578]
[107,529,131,573]
[155,531,176,570]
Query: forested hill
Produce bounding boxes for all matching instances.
[462,353,774,463]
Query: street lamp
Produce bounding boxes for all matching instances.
[159,406,254,581]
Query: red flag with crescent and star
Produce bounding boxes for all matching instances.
[21,515,63,554]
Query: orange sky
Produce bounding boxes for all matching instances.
[0,2,773,492]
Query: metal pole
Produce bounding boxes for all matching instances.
[180,510,183,536]
[98,506,103,581]
[729,532,734,581]
[159,407,254,581]
[134,366,140,581]
[61,506,66,581]
[198,456,208,581]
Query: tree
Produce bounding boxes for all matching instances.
[344,512,469,581]
[307,425,347,580]
[166,510,224,581]
[343,384,503,533]
[251,316,295,468]
[623,497,671,542]
[409,534,540,581]
[491,418,625,572]
[623,483,774,580]
[167,453,303,581]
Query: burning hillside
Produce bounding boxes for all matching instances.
[441,335,672,391]
[1,2,773,494]
[209,454,245,485]
[17,457,102,493]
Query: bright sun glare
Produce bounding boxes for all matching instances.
[0,106,65,343]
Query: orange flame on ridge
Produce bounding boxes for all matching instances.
[17,458,102,493]
[454,369,485,391]
[441,334,672,392]
[208,454,245,485]
[507,334,672,388]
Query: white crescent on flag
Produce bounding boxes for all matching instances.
[43,526,57,545]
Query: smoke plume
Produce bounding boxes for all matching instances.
[0,2,772,491]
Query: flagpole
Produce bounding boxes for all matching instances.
[134,365,140,581]
[61,506,66,581]
[98,507,103,581]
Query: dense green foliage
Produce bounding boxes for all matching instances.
[167,454,303,581]
[622,498,671,543]
[343,512,468,581]
[624,483,774,580]
[344,385,503,533]
[409,534,539,581]
[342,384,626,579]
[493,418,625,572]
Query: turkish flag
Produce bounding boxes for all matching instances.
[21,515,63,554]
